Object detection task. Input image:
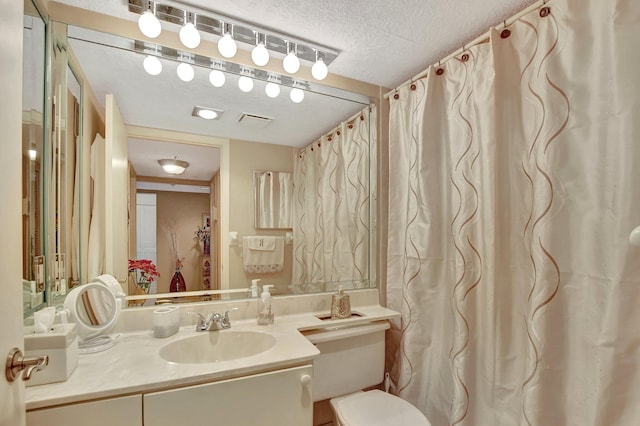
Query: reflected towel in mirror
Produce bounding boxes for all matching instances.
[242,236,284,273]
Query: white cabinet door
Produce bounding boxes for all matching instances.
[144,365,313,426]
[26,395,142,426]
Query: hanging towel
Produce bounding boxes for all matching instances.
[242,236,284,273]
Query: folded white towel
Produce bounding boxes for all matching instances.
[245,235,277,251]
[242,236,284,273]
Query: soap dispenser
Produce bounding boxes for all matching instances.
[257,285,274,325]
[331,286,352,319]
[248,279,261,298]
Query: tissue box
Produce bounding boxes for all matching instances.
[24,323,78,386]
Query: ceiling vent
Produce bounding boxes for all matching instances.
[237,113,273,130]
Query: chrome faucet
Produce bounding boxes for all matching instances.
[189,308,238,332]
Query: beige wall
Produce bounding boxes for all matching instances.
[228,139,295,294]
[156,191,210,293]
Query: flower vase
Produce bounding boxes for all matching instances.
[170,269,186,292]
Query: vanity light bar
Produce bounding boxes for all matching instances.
[128,0,340,66]
[134,40,311,91]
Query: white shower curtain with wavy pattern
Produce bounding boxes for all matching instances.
[386,0,640,424]
[292,106,375,290]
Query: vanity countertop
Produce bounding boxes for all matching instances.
[25,303,399,410]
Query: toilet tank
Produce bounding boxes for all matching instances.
[303,321,390,402]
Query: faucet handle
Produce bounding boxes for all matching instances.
[188,312,207,330]
[222,307,239,327]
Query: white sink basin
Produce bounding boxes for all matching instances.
[159,330,277,364]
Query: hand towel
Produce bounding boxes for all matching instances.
[242,236,284,273]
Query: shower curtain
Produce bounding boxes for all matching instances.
[292,105,376,290]
[386,0,640,424]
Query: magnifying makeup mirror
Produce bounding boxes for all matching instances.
[63,282,121,353]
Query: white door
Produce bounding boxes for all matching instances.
[0,1,27,425]
[104,94,129,285]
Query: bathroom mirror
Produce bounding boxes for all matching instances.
[64,282,120,352]
[22,0,47,317]
[25,4,377,313]
[253,171,293,229]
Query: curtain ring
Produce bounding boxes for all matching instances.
[500,28,511,39]
[410,81,417,91]
[461,53,469,62]
[336,130,341,136]
[436,67,444,75]
[360,115,364,121]
[348,122,354,129]
[393,89,399,100]
[540,6,550,17]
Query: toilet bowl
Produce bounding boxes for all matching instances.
[304,321,431,426]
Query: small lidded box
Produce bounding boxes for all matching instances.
[24,323,78,386]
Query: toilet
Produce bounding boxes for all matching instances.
[305,321,431,426]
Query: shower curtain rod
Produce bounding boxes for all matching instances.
[383,0,547,99]
[300,104,371,153]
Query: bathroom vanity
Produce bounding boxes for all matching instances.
[25,290,399,426]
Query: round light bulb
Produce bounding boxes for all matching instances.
[179,22,201,49]
[283,51,300,74]
[197,109,218,120]
[138,11,161,39]
[251,43,270,66]
[218,33,237,58]
[238,76,254,92]
[143,55,162,75]
[265,82,280,98]
[176,62,194,82]
[290,87,304,103]
[312,58,328,80]
[209,69,225,87]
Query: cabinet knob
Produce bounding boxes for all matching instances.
[300,374,312,385]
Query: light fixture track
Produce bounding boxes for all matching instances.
[128,0,339,66]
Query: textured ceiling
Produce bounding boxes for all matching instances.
[57,0,537,181]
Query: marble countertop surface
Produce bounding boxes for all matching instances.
[25,302,399,410]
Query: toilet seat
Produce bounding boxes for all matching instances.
[330,390,431,426]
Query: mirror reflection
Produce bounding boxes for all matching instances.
[22,1,46,316]
[27,19,376,311]
[253,171,293,230]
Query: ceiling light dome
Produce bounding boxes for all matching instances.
[158,158,189,175]
[265,82,280,98]
[251,42,269,67]
[312,58,328,80]
[209,69,225,87]
[138,10,161,39]
[218,33,237,58]
[238,76,254,93]
[179,22,201,49]
[290,87,304,103]
[143,55,162,75]
[283,51,300,74]
[176,62,195,82]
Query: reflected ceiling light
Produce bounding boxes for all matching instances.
[282,42,300,74]
[218,23,237,58]
[251,33,269,66]
[176,62,195,82]
[192,106,223,120]
[209,69,225,87]
[238,75,254,92]
[143,55,162,75]
[265,82,280,98]
[138,2,161,39]
[179,12,200,49]
[311,51,328,80]
[158,157,189,175]
[290,87,304,103]
[28,149,37,161]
